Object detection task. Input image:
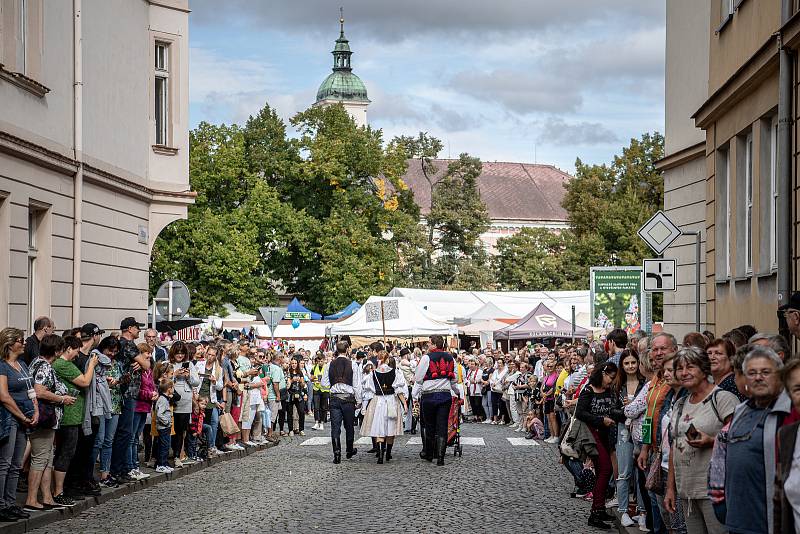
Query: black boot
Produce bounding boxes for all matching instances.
[377,442,385,464]
[420,435,434,462]
[435,436,447,466]
[411,417,418,434]
[385,443,393,461]
[332,438,341,464]
[587,510,611,529]
[345,439,358,459]
[367,438,378,454]
[596,509,614,522]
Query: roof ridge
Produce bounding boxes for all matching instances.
[519,162,557,214]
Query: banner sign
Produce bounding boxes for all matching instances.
[590,267,645,336]
[284,312,311,320]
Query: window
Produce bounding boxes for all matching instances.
[27,207,39,333]
[154,42,169,146]
[770,118,778,270]
[716,147,732,280]
[16,0,27,74]
[745,133,753,274]
[721,0,734,20]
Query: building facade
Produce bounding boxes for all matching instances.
[0,0,193,333]
[658,0,711,339]
[664,0,800,335]
[314,16,370,127]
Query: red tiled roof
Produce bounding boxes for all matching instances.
[400,159,571,222]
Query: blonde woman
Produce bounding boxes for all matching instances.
[361,351,407,464]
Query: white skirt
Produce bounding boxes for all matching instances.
[360,395,405,437]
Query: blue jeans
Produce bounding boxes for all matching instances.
[481,393,492,420]
[92,414,120,474]
[110,398,136,476]
[0,419,26,508]
[156,428,170,467]
[616,427,635,513]
[649,490,667,534]
[204,407,219,448]
[130,411,149,469]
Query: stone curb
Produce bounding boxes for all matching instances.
[0,440,279,533]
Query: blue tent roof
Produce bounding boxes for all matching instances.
[324,300,361,320]
[286,297,322,320]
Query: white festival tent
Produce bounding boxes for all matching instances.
[455,302,519,325]
[386,288,591,327]
[326,295,457,337]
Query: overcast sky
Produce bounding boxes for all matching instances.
[188,1,666,173]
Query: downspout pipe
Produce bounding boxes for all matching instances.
[71,0,83,326]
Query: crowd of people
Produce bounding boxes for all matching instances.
[2,308,800,533]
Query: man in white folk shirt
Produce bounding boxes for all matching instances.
[321,341,362,464]
[413,335,461,466]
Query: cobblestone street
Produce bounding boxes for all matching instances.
[30,422,590,534]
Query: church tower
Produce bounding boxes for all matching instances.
[314,11,370,127]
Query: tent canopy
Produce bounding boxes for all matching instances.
[273,320,330,340]
[454,302,519,325]
[286,297,322,320]
[387,287,590,326]
[459,319,515,336]
[496,302,591,339]
[327,296,457,337]
[324,301,361,320]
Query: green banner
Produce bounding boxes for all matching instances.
[591,267,643,335]
[284,312,311,320]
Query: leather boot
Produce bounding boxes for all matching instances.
[332,438,341,464]
[377,442,385,464]
[435,436,447,466]
[367,438,378,454]
[345,439,358,459]
[385,442,393,461]
[420,435,434,462]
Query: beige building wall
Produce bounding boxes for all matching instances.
[660,0,710,339]
[0,0,193,334]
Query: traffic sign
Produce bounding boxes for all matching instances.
[638,211,682,255]
[643,259,677,292]
[259,306,288,335]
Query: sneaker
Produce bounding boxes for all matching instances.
[99,477,119,489]
[129,469,150,480]
[155,465,173,474]
[244,440,257,447]
[318,423,324,430]
[299,431,305,436]
[53,494,76,507]
[182,457,197,465]
[224,443,239,451]
[481,420,490,424]
[234,443,245,450]
[583,492,594,502]
[288,431,294,437]
[173,459,183,468]
[605,497,618,509]
[311,422,319,430]
[637,515,648,532]
[621,512,635,527]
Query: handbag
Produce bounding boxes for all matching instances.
[36,401,57,429]
[559,416,580,459]
[644,450,664,493]
[138,369,156,402]
[219,411,240,436]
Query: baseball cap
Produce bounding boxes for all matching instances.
[120,317,145,330]
[80,323,105,339]
[779,292,800,312]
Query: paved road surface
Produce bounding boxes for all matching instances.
[31,423,590,534]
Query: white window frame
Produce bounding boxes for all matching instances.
[725,151,731,279]
[154,42,169,146]
[16,0,27,75]
[27,207,38,334]
[722,0,734,19]
[745,132,753,275]
[770,118,778,270]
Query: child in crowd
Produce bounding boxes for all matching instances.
[155,378,175,474]
[187,396,211,461]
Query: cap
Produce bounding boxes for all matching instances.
[120,317,145,330]
[80,323,105,339]
[779,292,800,311]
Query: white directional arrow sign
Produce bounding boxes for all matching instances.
[638,210,682,255]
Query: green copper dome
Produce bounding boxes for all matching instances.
[315,16,370,103]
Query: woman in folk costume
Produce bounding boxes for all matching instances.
[360,350,407,464]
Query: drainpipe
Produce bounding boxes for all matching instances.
[71,0,83,326]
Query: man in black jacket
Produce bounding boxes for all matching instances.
[321,341,362,464]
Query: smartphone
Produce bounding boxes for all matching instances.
[685,423,700,440]
[182,362,190,369]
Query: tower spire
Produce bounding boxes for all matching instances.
[340,7,344,37]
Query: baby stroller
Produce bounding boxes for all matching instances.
[448,397,463,457]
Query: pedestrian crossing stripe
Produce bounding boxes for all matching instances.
[300,436,486,446]
[506,437,540,447]
[406,437,421,445]
[300,437,331,446]
[405,436,485,446]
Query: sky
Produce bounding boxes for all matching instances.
[188,1,666,174]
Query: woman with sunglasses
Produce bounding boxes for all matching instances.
[664,347,738,534]
[575,361,626,529]
[723,345,788,533]
[0,328,37,521]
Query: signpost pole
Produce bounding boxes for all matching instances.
[167,281,173,322]
[571,306,576,343]
[380,301,386,343]
[270,309,275,343]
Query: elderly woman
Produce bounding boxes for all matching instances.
[0,328,37,521]
[664,347,738,534]
[480,356,494,424]
[707,338,745,401]
[723,345,788,534]
[169,341,200,466]
[25,334,76,511]
[776,358,800,533]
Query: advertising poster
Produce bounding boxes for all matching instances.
[590,267,645,336]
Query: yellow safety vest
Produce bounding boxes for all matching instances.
[312,365,330,393]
